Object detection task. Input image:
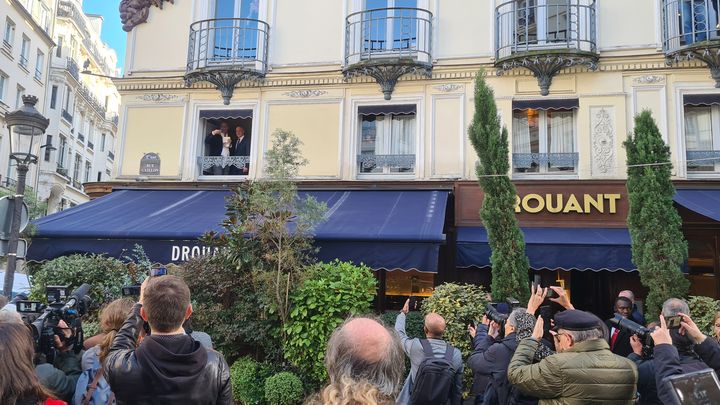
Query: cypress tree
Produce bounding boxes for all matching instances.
[468,70,530,303]
[625,110,689,318]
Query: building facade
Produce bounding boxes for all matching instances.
[37,0,120,213]
[35,0,720,314]
[0,0,56,192]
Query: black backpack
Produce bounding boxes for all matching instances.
[409,339,457,405]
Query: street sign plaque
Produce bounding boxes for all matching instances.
[0,239,28,259]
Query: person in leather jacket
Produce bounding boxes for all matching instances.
[103,275,232,405]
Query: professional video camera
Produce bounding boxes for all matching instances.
[608,314,654,359]
[15,284,92,363]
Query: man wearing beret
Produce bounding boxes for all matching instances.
[507,310,638,404]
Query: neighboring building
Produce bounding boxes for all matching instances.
[29,0,720,314]
[0,0,56,193]
[36,0,120,213]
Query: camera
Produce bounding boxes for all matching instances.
[608,314,654,359]
[26,284,92,364]
[122,266,167,297]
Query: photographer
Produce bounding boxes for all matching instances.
[35,319,83,403]
[628,298,708,404]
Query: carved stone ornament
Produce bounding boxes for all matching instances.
[667,46,720,88]
[633,75,666,85]
[282,90,327,98]
[344,61,432,100]
[496,53,599,96]
[184,70,264,105]
[137,94,179,102]
[433,84,464,92]
[119,0,174,32]
[590,107,615,176]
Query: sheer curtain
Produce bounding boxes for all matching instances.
[512,112,532,153]
[389,114,415,155]
[684,106,713,151]
[548,111,574,153]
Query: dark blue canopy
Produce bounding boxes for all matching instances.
[28,189,448,272]
[457,227,636,272]
[673,189,720,222]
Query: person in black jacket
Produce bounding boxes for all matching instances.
[204,121,228,175]
[230,125,250,175]
[104,275,232,405]
[628,298,707,404]
[607,296,635,357]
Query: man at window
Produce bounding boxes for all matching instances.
[230,126,250,175]
[205,121,228,175]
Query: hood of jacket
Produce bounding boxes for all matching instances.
[135,334,209,392]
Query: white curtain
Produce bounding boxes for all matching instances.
[389,114,415,155]
[548,111,574,153]
[684,106,713,151]
[512,112,532,153]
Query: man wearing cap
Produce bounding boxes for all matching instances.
[508,310,638,404]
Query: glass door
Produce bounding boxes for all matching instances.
[362,0,417,54]
[213,0,260,63]
[516,0,571,47]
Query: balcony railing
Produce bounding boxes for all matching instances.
[61,109,73,123]
[56,166,68,177]
[106,113,119,126]
[512,152,579,172]
[34,68,42,81]
[663,0,720,86]
[78,133,85,142]
[185,18,269,104]
[66,57,80,80]
[72,179,82,190]
[57,1,113,76]
[356,154,416,173]
[344,7,433,99]
[2,40,11,52]
[19,54,29,69]
[77,82,106,116]
[3,177,17,189]
[87,141,94,150]
[687,150,720,171]
[495,0,598,95]
[107,151,115,160]
[198,156,251,175]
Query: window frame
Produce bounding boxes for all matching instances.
[58,135,68,168]
[19,35,30,68]
[0,72,7,103]
[15,85,25,109]
[35,49,44,81]
[684,104,720,175]
[44,134,53,162]
[511,107,578,177]
[3,18,15,49]
[50,85,58,109]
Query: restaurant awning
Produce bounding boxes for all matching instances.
[457,227,636,272]
[673,189,720,222]
[28,189,448,272]
[512,98,579,111]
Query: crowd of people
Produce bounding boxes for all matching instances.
[2,279,720,404]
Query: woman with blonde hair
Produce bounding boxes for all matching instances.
[0,322,66,405]
[72,298,134,405]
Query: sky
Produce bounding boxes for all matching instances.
[82,0,126,72]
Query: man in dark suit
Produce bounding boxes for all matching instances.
[204,121,228,175]
[230,126,250,175]
[607,296,634,358]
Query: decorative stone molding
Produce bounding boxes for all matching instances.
[496,53,599,96]
[120,0,174,32]
[137,93,180,102]
[590,107,615,176]
[433,84,463,92]
[633,75,666,85]
[282,89,327,98]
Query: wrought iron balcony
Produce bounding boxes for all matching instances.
[198,156,251,175]
[495,0,598,96]
[663,0,720,87]
[87,141,94,150]
[61,109,73,123]
[66,58,80,80]
[34,68,42,81]
[107,151,115,161]
[687,150,720,171]
[19,54,29,69]
[78,133,85,142]
[72,179,83,190]
[356,154,416,174]
[344,7,433,100]
[56,167,68,177]
[185,18,269,105]
[512,152,579,172]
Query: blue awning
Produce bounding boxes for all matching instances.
[28,189,448,272]
[673,189,720,222]
[457,227,636,272]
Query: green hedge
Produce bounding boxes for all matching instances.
[264,372,304,405]
[230,357,276,405]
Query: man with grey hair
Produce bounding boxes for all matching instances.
[509,309,638,403]
[468,307,537,404]
[308,316,405,405]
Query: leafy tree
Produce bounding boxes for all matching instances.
[688,295,720,335]
[468,70,530,302]
[202,128,326,344]
[284,261,376,384]
[0,186,48,220]
[625,110,689,317]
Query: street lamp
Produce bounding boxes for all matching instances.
[3,95,49,298]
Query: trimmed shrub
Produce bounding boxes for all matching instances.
[380,310,424,339]
[264,372,304,405]
[230,357,276,405]
[29,254,132,306]
[284,260,376,385]
[689,295,720,336]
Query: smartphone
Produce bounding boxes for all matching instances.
[666,315,683,329]
[408,296,418,311]
[150,267,167,277]
[122,285,141,296]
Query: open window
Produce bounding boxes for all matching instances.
[198,109,253,177]
[357,104,417,176]
[683,94,720,174]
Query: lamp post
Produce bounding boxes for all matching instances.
[3,95,49,298]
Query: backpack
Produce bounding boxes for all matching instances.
[73,365,115,405]
[409,339,457,405]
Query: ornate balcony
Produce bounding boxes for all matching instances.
[66,58,80,80]
[495,0,598,96]
[512,152,579,172]
[198,156,251,175]
[663,0,720,87]
[357,154,416,174]
[185,18,269,105]
[344,7,433,100]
